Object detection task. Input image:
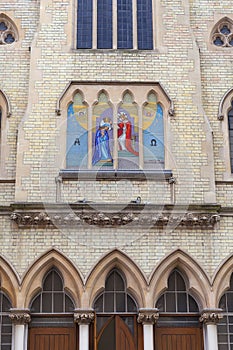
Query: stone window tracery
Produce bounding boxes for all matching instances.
[0,14,18,45]
[212,18,233,47]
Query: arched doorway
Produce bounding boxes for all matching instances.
[93,269,143,350]
[28,268,77,350]
[155,269,203,350]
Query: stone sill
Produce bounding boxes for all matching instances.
[59,169,173,181]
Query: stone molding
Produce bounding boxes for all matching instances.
[9,309,31,325]
[199,309,223,325]
[137,308,159,325]
[74,309,95,325]
[10,204,221,228]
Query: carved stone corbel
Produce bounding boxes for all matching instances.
[137,308,159,325]
[9,309,31,325]
[74,309,95,325]
[199,309,223,325]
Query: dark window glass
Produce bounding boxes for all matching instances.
[218,274,233,348]
[30,268,75,313]
[94,269,137,313]
[0,291,12,349]
[0,22,7,31]
[228,105,233,173]
[220,25,231,35]
[214,37,224,46]
[137,0,153,49]
[117,0,133,49]
[77,0,93,48]
[4,34,14,44]
[155,269,199,313]
[97,0,113,49]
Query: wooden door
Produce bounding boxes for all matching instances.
[155,327,203,350]
[29,328,76,350]
[97,315,136,350]
[115,316,135,350]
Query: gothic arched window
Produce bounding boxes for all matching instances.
[228,100,233,172]
[211,17,233,47]
[218,273,233,349]
[93,269,141,350]
[77,0,154,50]
[0,14,18,45]
[30,268,75,313]
[0,290,12,350]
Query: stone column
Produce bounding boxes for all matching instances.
[200,309,223,350]
[137,308,159,350]
[74,309,95,350]
[9,309,31,350]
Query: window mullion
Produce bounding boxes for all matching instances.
[133,0,137,49]
[113,103,118,169]
[113,0,117,49]
[88,105,93,169]
[93,0,97,49]
[138,105,143,168]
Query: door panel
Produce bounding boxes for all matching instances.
[116,316,135,350]
[155,327,203,350]
[29,328,75,350]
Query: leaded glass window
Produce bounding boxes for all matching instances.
[218,273,233,349]
[156,269,199,313]
[0,15,18,45]
[228,100,233,173]
[77,0,154,50]
[0,291,12,350]
[30,268,75,313]
[212,18,233,47]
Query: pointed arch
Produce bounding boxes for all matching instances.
[21,248,83,309]
[85,249,147,309]
[0,255,19,306]
[150,249,210,310]
[0,13,19,45]
[212,254,233,307]
[211,16,233,47]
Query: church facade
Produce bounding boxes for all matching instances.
[0,0,233,349]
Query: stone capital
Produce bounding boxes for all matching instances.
[137,308,159,325]
[199,309,223,325]
[74,309,95,325]
[9,309,31,325]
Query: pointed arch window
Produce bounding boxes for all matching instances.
[93,269,141,350]
[64,83,172,172]
[218,273,233,349]
[0,290,12,350]
[0,14,18,45]
[211,18,233,47]
[30,268,75,314]
[228,100,233,172]
[77,0,154,50]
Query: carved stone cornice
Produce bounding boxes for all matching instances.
[137,308,159,325]
[199,309,223,325]
[10,203,221,229]
[9,309,31,325]
[74,309,95,325]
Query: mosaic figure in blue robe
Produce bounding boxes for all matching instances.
[92,118,113,166]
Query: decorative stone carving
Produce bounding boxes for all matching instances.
[74,309,95,325]
[199,309,223,325]
[9,309,31,324]
[137,309,159,325]
[10,209,221,228]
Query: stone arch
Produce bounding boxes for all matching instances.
[211,17,233,47]
[85,249,148,309]
[0,255,19,307]
[149,249,210,310]
[0,13,19,45]
[21,248,83,309]
[212,254,233,308]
